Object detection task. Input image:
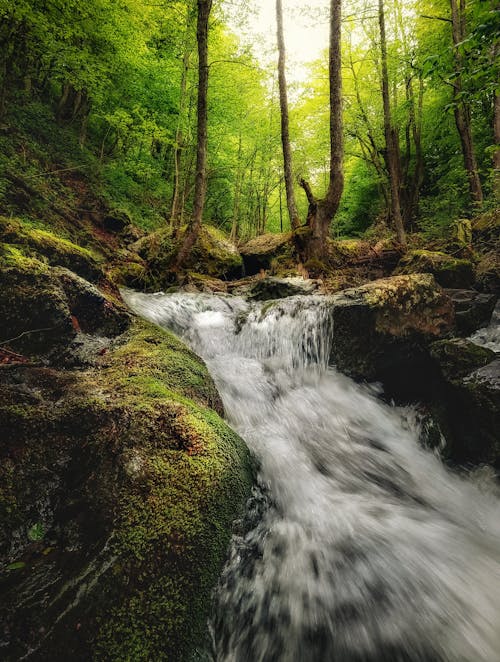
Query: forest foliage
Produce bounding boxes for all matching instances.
[0,0,498,242]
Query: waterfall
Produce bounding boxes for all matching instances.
[122,290,500,662]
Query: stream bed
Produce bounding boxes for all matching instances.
[123,290,500,662]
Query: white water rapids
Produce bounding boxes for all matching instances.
[122,290,500,662]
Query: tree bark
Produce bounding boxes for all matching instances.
[449,0,483,206]
[378,0,407,248]
[494,89,500,199]
[299,0,344,260]
[171,3,194,228]
[175,0,212,270]
[276,0,300,231]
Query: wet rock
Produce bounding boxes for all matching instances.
[429,339,499,467]
[0,318,253,661]
[329,274,454,387]
[445,288,497,336]
[395,249,474,289]
[247,277,319,301]
[429,338,496,382]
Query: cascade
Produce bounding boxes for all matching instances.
[123,290,500,662]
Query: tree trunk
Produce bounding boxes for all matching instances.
[175,0,212,270]
[276,0,300,231]
[299,0,344,260]
[171,4,194,228]
[494,89,500,199]
[449,0,483,206]
[378,0,407,248]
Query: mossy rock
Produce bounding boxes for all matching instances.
[0,247,130,354]
[0,318,254,660]
[239,231,295,275]
[430,338,496,382]
[0,216,104,282]
[329,274,454,385]
[395,249,474,289]
[472,208,500,238]
[133,225,242,286]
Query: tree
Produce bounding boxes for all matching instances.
[449,0,483,206]
[378,0,407,248]
[276,0,300,231]
[299,0,344,260]
[175,0,213,269]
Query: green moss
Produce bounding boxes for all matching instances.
[89,318,253,660]
[0,216,104,281]
[395,249,474,288]
[0,316,254,660]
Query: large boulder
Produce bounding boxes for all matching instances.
[0,318,253,660]
[395,249,474,289]
[429,339,499,467]
[133,225,242,285]
[239,232,295,275]
[246,276,319,301]
[329,274,454,389]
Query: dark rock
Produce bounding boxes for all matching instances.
[429,340,500,467]
[0,253,130,355]
[240,232,295,275]
[102,210,131,233]
[445,288,497,336]
[475,251,500,295]
[55,268,130,337]
[328,274,454,389]
[395,249,474,289]
[429,338,496,382]
[0,256,76,352]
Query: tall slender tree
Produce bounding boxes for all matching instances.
[449,0,483,206]
[276,0,300,231]
[378,0,407,248]
[299,0,344,260]
[175,0,213,269]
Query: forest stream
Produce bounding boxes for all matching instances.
[123,290,500,662]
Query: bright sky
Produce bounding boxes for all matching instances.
[223,0,330,84]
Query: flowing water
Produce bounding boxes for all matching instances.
[122,290,500,662]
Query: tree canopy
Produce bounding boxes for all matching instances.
[0,0,497,243]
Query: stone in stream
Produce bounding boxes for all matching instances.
[445,288,497,336]
[429,339,499,467]
[328,273,454,392]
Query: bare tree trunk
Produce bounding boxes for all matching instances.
[449,0,483,206]
[378,0,407,248]
[171,4,194,228]
[230,130,243,242]
[494,89,500,199]
[299,0,344,260]
[175,0,212,270]
[276,0,300,231]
